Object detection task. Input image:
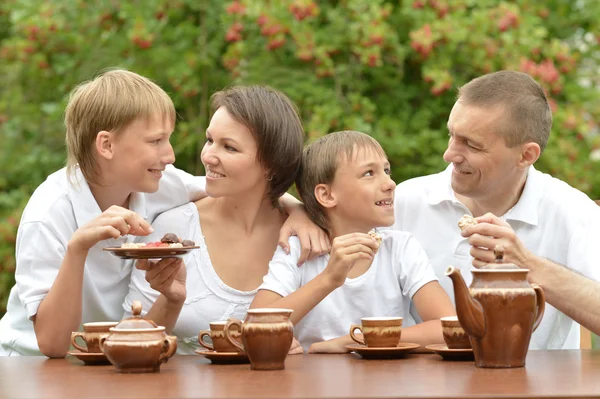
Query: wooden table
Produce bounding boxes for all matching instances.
[1,350,599,398]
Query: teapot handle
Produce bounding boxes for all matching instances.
[159,335,178,364]
[224,319,245,352]
[531,284,546,332]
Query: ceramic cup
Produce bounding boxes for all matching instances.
[71,321,119,353]
[441,316,472,349]
[198,321,243,353]
[349,317,403,348]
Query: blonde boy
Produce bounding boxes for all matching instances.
[251,131,455,353]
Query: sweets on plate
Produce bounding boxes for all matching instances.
[120,233,195,249]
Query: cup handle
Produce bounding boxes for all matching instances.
[349,324,365,346]
[159,335,178,364]
[531,284,546,332]
[224,319,245,353]
[197,330,214,351]
[70,332,88,353]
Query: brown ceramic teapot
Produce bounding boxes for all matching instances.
[445,246,545,368]
[99,301,177,373]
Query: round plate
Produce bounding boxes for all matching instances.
[345,343,420,359]
[67,350,111,365]
[103,246,199,259]
[425,344,475,361]
[194,349,249,364]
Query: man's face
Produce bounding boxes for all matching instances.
[327,146,396,231]
[443,100,525,201]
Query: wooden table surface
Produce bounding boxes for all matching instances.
[1,350,599,399]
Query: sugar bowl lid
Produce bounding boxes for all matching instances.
[113,301,158,329]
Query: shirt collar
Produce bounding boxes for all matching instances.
[425,164,542,226]
[68,168,148,228]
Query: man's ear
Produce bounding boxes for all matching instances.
[519,142,541,168]
[96,130,115,160]
[314,183,337,209]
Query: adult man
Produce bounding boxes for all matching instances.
[393,70,600,349]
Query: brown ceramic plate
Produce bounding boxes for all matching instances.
[425,344,475,361]
[67,350,111,365]
[194,349,250,364]
[103,246,199,260]
[346,343,420,360]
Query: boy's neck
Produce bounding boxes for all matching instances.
[89,183,130,212]
[327,215,374,240]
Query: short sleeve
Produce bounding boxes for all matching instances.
[397,234,438,299]
[567,212,600,283]
[14,222,67,319]
[258,239,303,297]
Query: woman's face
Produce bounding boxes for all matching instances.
[201,106,267,199]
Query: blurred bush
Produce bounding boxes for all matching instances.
[0,0,599,337]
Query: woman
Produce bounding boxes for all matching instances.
[123,85,324,354]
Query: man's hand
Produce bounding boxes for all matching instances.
[322,233,378,288]
[69,205,153,253]
[462,213,534,268]
[136,258,187,304]
[308,336,351,354]
[288,338,304,355]
[278,205,330,266]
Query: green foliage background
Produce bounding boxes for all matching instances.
[0,0,599,346]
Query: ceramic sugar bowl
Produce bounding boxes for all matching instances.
[99,301,177,373]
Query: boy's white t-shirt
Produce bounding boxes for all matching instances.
[259,230,438,350]
[0,165,205,356]
[123,202,255,355]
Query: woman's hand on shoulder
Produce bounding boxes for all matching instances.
[278,205,330,266]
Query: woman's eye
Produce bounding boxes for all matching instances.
[205,137,213,144]
[225,145,237,152]
[384,168,391,175]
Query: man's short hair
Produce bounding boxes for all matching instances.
[458,70,553,152]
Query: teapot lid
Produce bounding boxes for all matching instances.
[113,301,159,329]
[480,246,520,270]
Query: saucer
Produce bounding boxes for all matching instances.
[103,246,199,260]
[67,350,111,365]
[346,343,420,359]
[194,349,249,364]
[425,344,475,361]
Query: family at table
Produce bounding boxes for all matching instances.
[0,68,599,359]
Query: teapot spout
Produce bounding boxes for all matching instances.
[445,266,485,339]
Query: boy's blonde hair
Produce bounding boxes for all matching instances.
[296,131,387,235]
[65,69,176,185]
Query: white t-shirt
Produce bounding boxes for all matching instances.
[259,231,438,350]
[123,202,256,355]
[0,166,205,356]
[391,164,600,350]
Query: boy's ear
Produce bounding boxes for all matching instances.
[96,130,115,160]
[314,183,336,209]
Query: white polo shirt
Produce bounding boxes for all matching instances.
[391,164,600,349]
[0,165,205,356]
[259,231,438,350]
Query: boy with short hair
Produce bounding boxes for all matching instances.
[0,69,322,357]
[251,131,455,353]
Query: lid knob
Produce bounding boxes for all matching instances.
[132,301,143,317]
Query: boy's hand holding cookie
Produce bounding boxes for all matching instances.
[323,233,379,288]
[69,205,153,253]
